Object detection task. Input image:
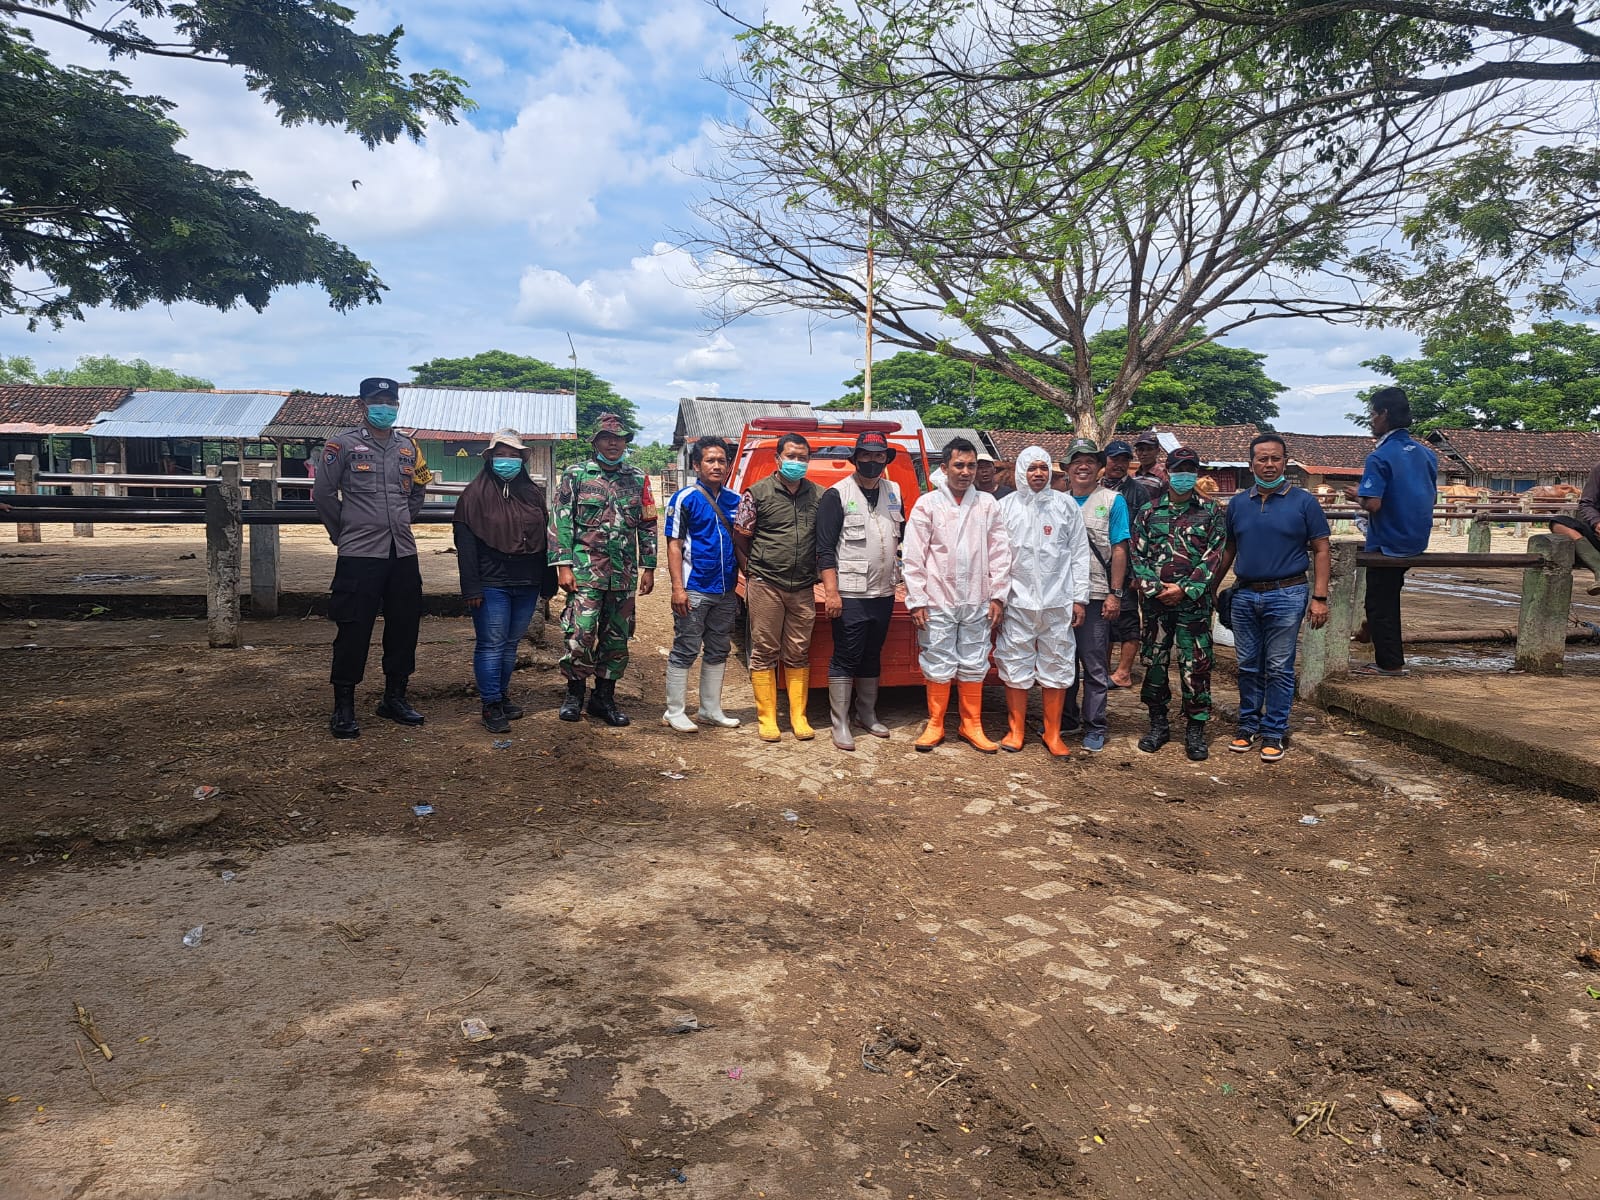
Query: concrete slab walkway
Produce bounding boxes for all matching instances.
[1318,671,1600,798]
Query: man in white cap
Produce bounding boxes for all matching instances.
[996,446,1090,757]
[903,437,1013,752]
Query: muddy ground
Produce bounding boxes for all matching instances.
[4,530,1600,1199]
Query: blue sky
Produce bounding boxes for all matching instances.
[1,0,1428,440]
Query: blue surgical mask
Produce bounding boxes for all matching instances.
[490,457,521,481]
[365,403,399,430]
[1253,474,1285,491]
[1169,471,1198,494]
[595,449,627,467]
[778,459,808,482]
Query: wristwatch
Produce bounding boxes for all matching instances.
[1108,587,1126,598]
[1312,594,1328,602]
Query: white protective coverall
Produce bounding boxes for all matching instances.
[995,446,1093,689]
[902,480,1013,683]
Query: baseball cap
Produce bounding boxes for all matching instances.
[975,449,997,463]
[591,412,633,442]
[1166,445,1202,471]
[1066,436,1103,463]
[359,376,399,400]
[851,429,897,462]
[1132,431,1160,446]
[1104,439,1134,458]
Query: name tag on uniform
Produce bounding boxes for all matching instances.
[352,463,374,472]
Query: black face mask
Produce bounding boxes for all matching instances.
[856,459,887,479]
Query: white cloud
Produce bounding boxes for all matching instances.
[674,332,741,372]
[515,244,708,333]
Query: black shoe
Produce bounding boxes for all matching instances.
[375,677,425,726]
[1137,708,1170,754]
[482,700,511,734]
[330,685,360,739]
[1185,718,1209,762]
[559,678,585,722]
[501,698,525,720]
[586,678,631,727]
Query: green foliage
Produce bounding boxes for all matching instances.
[829,333,1282,431]
[408,350,640,466]
[0,4,472,327]
[1359,322,1600,432]
[627,443,676,474]
[0,353,212,389]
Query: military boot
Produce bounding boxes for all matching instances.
[1184,718,1209,762]
[482,700,511,735]
[587,677,630,727]
[375,676,425,725]
[559,678,585,722]
[330,685,360,739]
[1137,706,1171,754]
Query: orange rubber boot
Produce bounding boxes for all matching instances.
[955,681,999,754]
[914,681,951,752]
[1039,688,1073,758]
[1000,686,1028,753]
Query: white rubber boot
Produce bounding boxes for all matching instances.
[661,664,698,733]
[694,662,741,728]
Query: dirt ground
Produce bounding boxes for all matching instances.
[4,531,1600,1198]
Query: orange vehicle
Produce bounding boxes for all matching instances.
[728,417,932,687]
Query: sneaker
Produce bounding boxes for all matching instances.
[1228,732,1257,754]
[1081,731,1106,753]
[1354,663,1410,677]
[1260,738,1285,763]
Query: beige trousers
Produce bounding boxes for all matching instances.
[747,576,815,671]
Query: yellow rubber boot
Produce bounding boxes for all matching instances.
[955,681,999,754]
[1000,686,1029,753]
[914,680,951,752]
[783,666,815,740]
[750,669,782,743]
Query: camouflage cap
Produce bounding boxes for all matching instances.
[591,412,632,442]
[1166,445,1201,471]
[1066,436,1103,463]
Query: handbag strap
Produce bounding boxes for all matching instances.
[694,483,739,541]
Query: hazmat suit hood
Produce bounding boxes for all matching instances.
[1013,446,1054,501]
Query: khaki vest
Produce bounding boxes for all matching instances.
[745,473,821,592]
[831,475,902,598]
[1076,486,1119,600]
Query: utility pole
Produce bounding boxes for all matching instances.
[864,221,874,417]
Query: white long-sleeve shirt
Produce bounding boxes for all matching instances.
[902,481,1012,610]
[998,445,1091,611]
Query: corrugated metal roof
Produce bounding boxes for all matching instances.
[674,397,814,444]
[924,427,987,456]
[394,386,576,439]
[88,390,289,439]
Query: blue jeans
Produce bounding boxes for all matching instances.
[471,586,540,702]
[1232,584,1307,740]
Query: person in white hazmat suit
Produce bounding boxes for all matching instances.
[903,437,1014,753]
[996,446,1092,757]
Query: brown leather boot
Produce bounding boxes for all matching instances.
[1000,686,1028,753]
[914,680,951,752]
[1039,688,1073,758]
[955,681,998,754]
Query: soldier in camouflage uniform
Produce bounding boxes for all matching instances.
[1130,445,1226,762]
[551,412,658,726]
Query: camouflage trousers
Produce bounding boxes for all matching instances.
[560,586,636,682]
[1139,599,1214,720]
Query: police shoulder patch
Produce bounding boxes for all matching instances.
[323,441,340,465]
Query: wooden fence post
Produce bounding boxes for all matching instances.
[98,460,119,500]
[1515,533,1574,675]
[206,461,242,648]
[13,454,41,543]
[247,477,280,618]
[1467,518,1492,555]
[70,458,93,537]
[1298,539,1360,699]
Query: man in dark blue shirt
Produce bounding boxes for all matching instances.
[1219,434,1331,762]
[1343,387,1438,676]
[662,436,743,732]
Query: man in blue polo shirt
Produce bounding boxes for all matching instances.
[1219,434,1331,762]
[1343,387,1438,676]
[662,436,743,733]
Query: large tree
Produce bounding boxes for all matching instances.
[0,352,211,389]
[0,1,471,328]
[829,332,1283,430]
[408,349,641,464]
[694,0,1492,442]
[1360,321,1600,432]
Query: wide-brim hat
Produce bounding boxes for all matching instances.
[481,428,527,458]
[1066,436,1103,463]
[591,412,632,442]
[850,429,898,463]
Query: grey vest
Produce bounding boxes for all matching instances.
[1076,486,1119,600]
[831,475,902,598]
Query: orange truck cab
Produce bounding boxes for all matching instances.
[728,417,933,687]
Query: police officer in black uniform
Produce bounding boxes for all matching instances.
[313,377,432,738]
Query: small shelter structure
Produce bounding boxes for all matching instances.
[1426,428,1600,492]
[1,385,131,472]
[393,386,577,487]
[87,390,289,476]
[672,397,814,474]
